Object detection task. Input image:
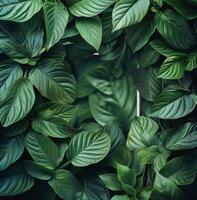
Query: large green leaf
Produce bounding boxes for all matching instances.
[149,90,197,119]
[165,123,197,150]
[127,116,159,150]
[0,136,24,171]
[0,18,44,64]
[76,17,102,51]
[67,129,111,167]
[69,0,114,17]
[29,59,76,104]
[44,0,69,49]
[48,169,79,200]
[111,195,130,200]
[0,78,35,127]
[153,172,186,200]
[89,74,136,128]
[0,0,43,22]
[74,177,110,200]
[160,156,197,185]
[25,131,60,170]
[0,60,23,100]
[0,166,34,196]
[155,9,195,49]
[164,0,197,19]
[127,15,155,53]
[112,0,150,31]
[99,174,122,191]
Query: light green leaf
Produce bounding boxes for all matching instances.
[111,195,130,200]
[165,123,197,150]
[160,156,197,185]
[0,0,43,22]
[153,172,186,200]
[99,174,122,191]
[127,116,159,150]
[29,59,76,104]
[89,74,136,128]
[32,116,78,138]
[76,17,102,51]
[158,55,186,79]
[155,9,195,49]
[0,78,35,127]
[69,0,114,17]
[112,0,150,31]
[185,52,197,71]
[0,166,34,196]
[48,169,79,200]
[0,60,23,100]
[150,90,197,119]
[67,129,111,167]
[25,131,60,170]
[44,0,69,49]
[0,136,24,171]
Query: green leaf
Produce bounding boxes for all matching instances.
[165,123,197,150]
[127,116,159,150]
[158,55,186,79]
[155,9,195,49]
[74,177,110,200]
[89,74,136,128]
[25,131,60,170]
[0,0,43,22]
[44,0,69,49]
[117,164,136,195]
[99,174,122,191]
[127,15,155,53]
[32,116,78,138]
[23,160,54,181]
[127,16,155,53]
[111,195,130,200]
[29,59,76,104]
[67,129,111,167]
[164,0,197,20]
[149,90,197,119]
[160,156,197,185]
[48,169,79,200]
[112,0,150,31]
[69,0,114,17]
[153,172,186,200]
[186,52,197,71]
[133,67,162,102]
[0,166,34,196]
[0,136,24,171]
[0,78,35,127]
[76,17,102,51]
[0,60,23,100]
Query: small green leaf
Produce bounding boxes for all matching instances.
[0,78,35,127]
[67,129,111,167]
[25,131,60,170]
[44,0,69,49]
[127,116,159,150]
[48,169,79,200]
[112,0,150,31]
[76,17,102,51]
[99,173,122,191]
